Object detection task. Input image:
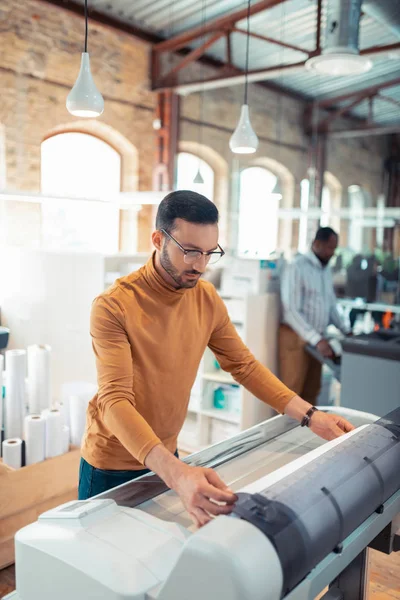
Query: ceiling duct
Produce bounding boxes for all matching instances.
[306,0,373,76]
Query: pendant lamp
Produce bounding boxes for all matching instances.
[66,0,104,118]
[230,0,258,154]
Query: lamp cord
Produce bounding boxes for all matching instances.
[244,0,251,105]
[84,0,88,53]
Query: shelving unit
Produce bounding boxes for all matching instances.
[178,290,280,452]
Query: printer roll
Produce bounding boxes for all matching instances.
[5,349,26,439]
[0,355,4,441]
[62,425,70,454]
[25,414,46,465]
[27,345,52,414]
[44,409,63,458]
[61,382,96,446]
[2,437,23,469]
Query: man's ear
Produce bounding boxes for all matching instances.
[152,230,163,251]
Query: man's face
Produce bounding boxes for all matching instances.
[158,219,219,289]
[313,234,338,266]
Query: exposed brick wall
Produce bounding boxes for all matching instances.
[0,0,156,249]
[0,0,389,254]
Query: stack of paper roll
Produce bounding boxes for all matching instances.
[61,382,96,447]
[0,355,4,452]
[24,414,46,465]
[27,345,52,414]
[2,438,23,469]
[44,409,63,458]
[5,349,26,439]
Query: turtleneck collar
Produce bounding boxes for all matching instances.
[143,252,187,299]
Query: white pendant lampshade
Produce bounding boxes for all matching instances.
[229,104,258,154]
[67,53,104,118]
[193,167,205,184]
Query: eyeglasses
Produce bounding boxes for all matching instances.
[161,229,225,265]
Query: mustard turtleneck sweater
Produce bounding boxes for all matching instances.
[81,254,295,470]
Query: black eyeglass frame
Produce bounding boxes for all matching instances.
[160,229,225,263]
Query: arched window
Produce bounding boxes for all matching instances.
[176,152,214,202]
[40,132,122,252]
[320,185,331,227]
[41,132,121,198]
[348,184,365,253]
[298,178,310,254]
[238,167,280,258]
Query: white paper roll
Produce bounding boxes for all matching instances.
[25,414,46,465]
[44,409,63,458]
[0,355,4,435]
[69,395,88,448]
[55,401,68,427]
[2,438,23,469]
[62,425,70,454]
[27,345,52,414]
[61,382,96,447]
[5,350,26,439]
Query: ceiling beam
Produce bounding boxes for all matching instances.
[153,0,288,53]
[232,27,312,56]
[330,124,400,139]
[359,42,400,57]
[152,61,307,94]
[317,77,400,108]
[159,31,225,84]
[318,95,370,131]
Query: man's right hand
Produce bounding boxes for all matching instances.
[145,444,237,528]
[316,338,334,358]
[172,464,237,527]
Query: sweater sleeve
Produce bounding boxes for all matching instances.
[90,295,161,465]
[207,291,296,414]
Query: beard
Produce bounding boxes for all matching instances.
[160,245,202,288]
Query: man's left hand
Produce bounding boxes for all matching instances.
[309,411,355,441]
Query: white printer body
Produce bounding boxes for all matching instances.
[7,407,400,600]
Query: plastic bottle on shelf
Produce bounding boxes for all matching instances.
[213,387,226,410]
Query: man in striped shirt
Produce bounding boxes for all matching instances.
[279,227,350,405]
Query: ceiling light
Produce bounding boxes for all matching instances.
[230,0,258,154]
[66,0,104,118]
[306,51,373,76]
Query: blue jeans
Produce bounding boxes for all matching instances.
[78,451,179,500]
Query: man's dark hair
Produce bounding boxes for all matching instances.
[314,227,338,242]
[156,190,219,232]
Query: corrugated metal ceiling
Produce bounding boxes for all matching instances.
[80,0,400,124]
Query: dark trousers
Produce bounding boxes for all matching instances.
[78,451,179,500]
[279,324,322,405]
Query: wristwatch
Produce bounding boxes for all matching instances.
[301,406,319,427]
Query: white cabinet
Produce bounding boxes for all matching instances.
[178,292,280,453]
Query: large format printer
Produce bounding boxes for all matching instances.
[6,407,400,600]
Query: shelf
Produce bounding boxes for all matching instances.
[202,372,236,385]
[187,406,201,415]
[201,408,240,425]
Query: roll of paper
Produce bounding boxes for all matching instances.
[5,350,26,439]
[2,437,23,469]
[61,382,96,447]
[25,414,46,465]
[69,395,88,448]
[44,409,63,458]
[27,345,52,414]
[55,401,68,427]
[62,425,70,454]
[0,355,4,439]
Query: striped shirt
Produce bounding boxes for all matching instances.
[281,251,349,345]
